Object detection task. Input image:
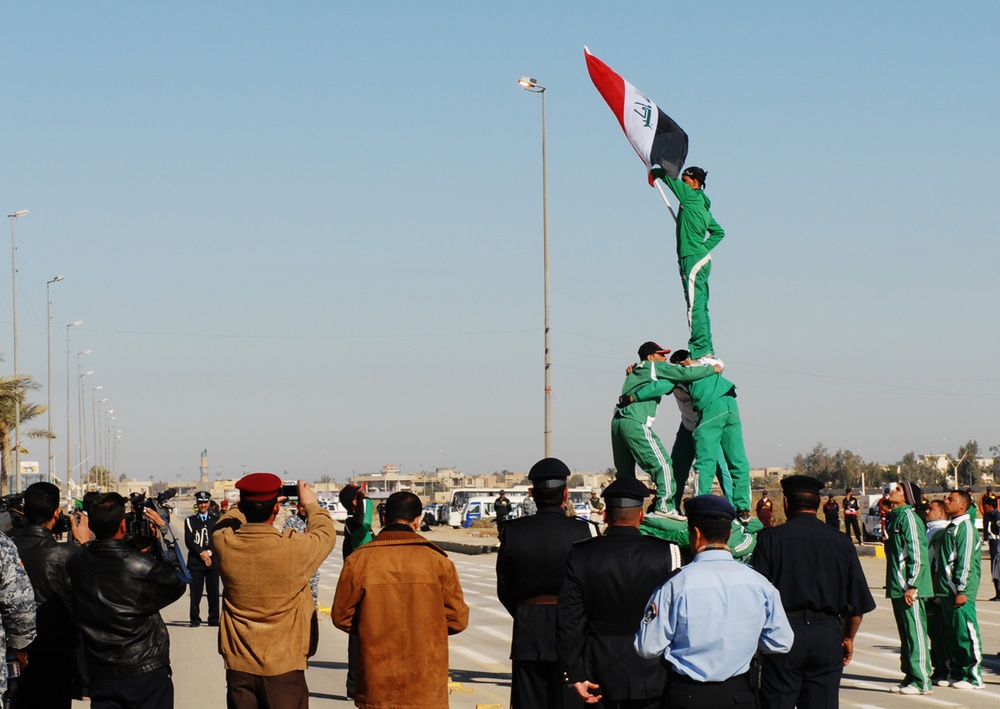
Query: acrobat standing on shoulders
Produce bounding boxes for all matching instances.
[651,164,725,359]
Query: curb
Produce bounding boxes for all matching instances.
[434,540,498,556]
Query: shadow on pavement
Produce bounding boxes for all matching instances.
[448,667,511,687]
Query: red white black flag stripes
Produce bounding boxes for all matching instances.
[584,46,688,185]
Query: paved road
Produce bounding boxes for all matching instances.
[72,537,1000,707]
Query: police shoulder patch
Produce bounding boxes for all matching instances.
[642,601,658,624]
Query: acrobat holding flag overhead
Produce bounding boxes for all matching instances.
[585,47,725,359]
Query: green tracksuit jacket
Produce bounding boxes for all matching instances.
[611,361,716,509]
[614,361,717,423]
[935,513,984,685]
[659,173,725,259]
[885,504,934,690]
[885,505,932,598]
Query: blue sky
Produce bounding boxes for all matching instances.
[2,2,998,484]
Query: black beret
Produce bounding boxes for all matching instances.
[602,477,651,508]
[528,458,571,489]
[684,494,736,520]
[779,475,823,496]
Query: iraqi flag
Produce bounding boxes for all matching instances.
[584,46,688,185]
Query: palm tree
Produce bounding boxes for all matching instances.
[0,373,53,495]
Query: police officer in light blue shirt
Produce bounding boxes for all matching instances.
[635,495,794,708]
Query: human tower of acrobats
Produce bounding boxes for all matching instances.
[585,48,755,543]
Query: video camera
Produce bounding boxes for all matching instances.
[125,488,176,550]
[0,493,73,538]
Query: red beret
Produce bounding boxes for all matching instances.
[236,473,282,501]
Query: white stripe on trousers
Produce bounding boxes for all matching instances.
[685,254,712,333]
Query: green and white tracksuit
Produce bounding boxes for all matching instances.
[925,519,950,681]
[934,513,983,686]
[659,173,725,359]
[634,365,750,512]
[611,361,716,513]
[669,384,731,508]
[885,504,933,692]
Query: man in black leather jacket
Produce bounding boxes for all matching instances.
[11,482,81,708]
[67,492,187,709]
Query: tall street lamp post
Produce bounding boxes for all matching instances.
[517,77,551,457]
[77,362,92,491]
[93,394,107,480]
[8,210,28,492]
[46,276,65,482]
[66,328,84,495]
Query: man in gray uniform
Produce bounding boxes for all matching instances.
[0,534,36,704]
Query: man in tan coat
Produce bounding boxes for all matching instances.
[214,474,335,709]
[333,491,469,708]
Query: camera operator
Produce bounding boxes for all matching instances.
[67,492,187,709]
[9,482,81,708]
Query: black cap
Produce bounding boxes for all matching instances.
[682,166,707,186]
[194,491,211,502]
[637,341,671,360]
[684,494,736,520]
[780,475,823,496]
[602,477,651,508]
[900,481,922,507]
[528,458,571,489]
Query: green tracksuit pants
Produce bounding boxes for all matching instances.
[611,417,674,511]
[692,396,750,512]
[680,254,714,358]
[669,422,731,509]
[891,597,932,691]
[941,597,984,685]
[925,599,950,681]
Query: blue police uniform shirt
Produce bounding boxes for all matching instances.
[634,549,794,682]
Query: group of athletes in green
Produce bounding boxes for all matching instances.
[610,164,751,523]
[607,164,988,694]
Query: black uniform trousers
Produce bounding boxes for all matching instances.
[189,563,220,625]
[668,671,757,709]
[844,516,862,543]
[760,616,842,709]
[511,659,569,709]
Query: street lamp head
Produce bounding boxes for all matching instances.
[7,210,28,219]
[82,370,93,376]
[518,76,545,92]
[49,275,65,284]
[69,321,84,328]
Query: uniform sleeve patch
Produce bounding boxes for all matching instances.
[643,601,658,624]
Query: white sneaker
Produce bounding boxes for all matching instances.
[935,679,952,687]
[951,680,984,690]
[898,684,931,695]
[888,683,904,693]
[650,508,686,522]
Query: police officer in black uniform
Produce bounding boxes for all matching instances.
[496,458,595,708]
[750,475,877,709]
[184,490,219,627]
[494,490,513,536]
[556,477,682,709]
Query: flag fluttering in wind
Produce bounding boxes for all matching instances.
[584,46,688,185]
